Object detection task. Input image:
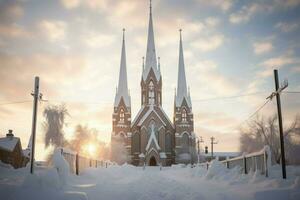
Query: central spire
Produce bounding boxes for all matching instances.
[142,0,160,81]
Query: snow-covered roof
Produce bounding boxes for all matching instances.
[137,105,166,127]
[175,31,192,108]
[145,123,160,151]
[142,2,161,81]
[0,137,19,152]
[114,30,131,108]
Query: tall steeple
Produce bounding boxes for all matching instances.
[114,29,131,108]
[142,0,160,81]
[175,29,191,108]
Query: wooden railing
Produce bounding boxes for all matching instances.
[60,148,115,175]
[199,146,271,177]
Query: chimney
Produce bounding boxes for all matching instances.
[6,129,14,139]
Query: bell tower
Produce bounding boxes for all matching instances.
[112,29,131,163]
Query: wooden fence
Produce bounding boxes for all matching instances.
[60,148,114,175]
[199,146,271,177]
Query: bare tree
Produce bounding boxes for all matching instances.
[43,104,68,148]
[239,114,300,164]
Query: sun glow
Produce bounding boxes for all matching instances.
[84,143,97,157]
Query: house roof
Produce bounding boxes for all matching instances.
[0,137,20,152]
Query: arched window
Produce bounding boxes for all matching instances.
[132,133,140,153]
[148,81,155,104]
[165,133,172,153]
[182,109,187,122]
[182,133,189,152]
[120,108,125,123]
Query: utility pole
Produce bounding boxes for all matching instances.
[267,69,288,179]
[30,76,40,174]
[197,136,204,164]
[210,137,218,160]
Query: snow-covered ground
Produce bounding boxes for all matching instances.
[0,153,300,200]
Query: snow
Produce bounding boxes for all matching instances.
[0,137,19,151]
[0,151,300,200]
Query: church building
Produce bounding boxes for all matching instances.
[111,1,196,166]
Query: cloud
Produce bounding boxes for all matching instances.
[0,24,31,38]
[261,55,295,68]
[0,0,23,24]
[192,59,239,96]
[61,0,81,9]
[196,0,234,12]
[275,22,299,32]
[38,20,67,42]
[258,53,299,77]
[192,34,224,52]
[60,0,107,10]
[253,42,273,55]
[229,0,300,24]
[229,3,262,24]
[83,31,116,48]
[0,53,86,99]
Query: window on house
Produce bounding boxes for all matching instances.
[182,109,187,122]
[120,108,125,123]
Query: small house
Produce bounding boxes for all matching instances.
[0,130,29,168]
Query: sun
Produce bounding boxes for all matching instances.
[85,143,96,157]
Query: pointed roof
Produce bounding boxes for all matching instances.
[176,30,192,108]
[142,0,161,81]
[114,29,131,108]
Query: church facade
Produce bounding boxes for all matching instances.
[111,2,196,166]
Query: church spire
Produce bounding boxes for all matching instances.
[114,29,131,108]
[142,0,160,81]
[176,29,191,108]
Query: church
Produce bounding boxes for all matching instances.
[111,1,196,166]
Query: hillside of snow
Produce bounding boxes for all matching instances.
[0,154,300,200]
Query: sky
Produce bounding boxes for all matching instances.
[0,0,300,160]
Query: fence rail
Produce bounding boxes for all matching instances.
[199,146,271,177]
[60,148,114,175]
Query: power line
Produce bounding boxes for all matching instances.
[240,99,271,125]
[0,100,31,106]
[188,92,268,102]
[0,92,270,106]
[283,91,300,94]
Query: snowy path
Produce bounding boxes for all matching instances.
[65,165,299,200]
[1,162,300,200]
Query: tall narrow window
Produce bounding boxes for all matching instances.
[120,108,125,123]
[148,81,155,104]
[182,109,187,122]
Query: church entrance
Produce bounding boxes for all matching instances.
[149,156,157,166]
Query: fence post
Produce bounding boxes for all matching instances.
[243,156,247,174]
[76,153,79,175]
[89,159,92,167]
[264,150,268,177]
[226,160,229,169]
